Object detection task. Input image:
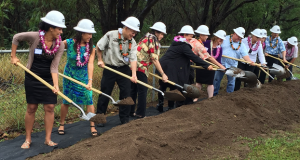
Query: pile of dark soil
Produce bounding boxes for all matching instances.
[115,97,135,106]
[89,113,106,124]
[32,80,300,160]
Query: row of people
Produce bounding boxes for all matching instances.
[10,10,298,149]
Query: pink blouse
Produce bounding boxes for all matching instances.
[189,38,210,60]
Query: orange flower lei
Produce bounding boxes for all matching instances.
[197,39,204,45]
[118,32,132,56]
[269,37,279,49]
[230,34,241,50]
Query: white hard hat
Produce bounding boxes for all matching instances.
[251,28,263,38]
[73,19,96,33]
[195,25,210,35]
[233,27,245,38]
[213,30,227,40]
[121,16,140,32]
[178,25,194,35]
[150,22,167,34]
[261,29,268,38]
[40,10,66,28]
[270,25,281,34]
[287,36,298,46]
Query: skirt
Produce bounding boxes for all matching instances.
[195,69,215,85]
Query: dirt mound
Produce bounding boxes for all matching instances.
[32,81,300,160]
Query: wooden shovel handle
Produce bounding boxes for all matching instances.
[148,72,176,85]
[190,65,217,70]
[104,66,154,89]
[16,62,74,103]
[268,54,298,67]
[204,60,219,68]
[58,73,103,95]
[278,60,292,72]
[222,55,261,67]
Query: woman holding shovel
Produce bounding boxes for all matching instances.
[235,29,266,91]
[190,25,226,100]
[10,10,66,148]
[58,19,97,136]
[254,29,268,79]
[130,22,168,117]
[156,25,213,111]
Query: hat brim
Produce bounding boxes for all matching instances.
[251,31,263,38]
[194,30,210,35]
[149,27,167,34]
[270,29,281,34]
[121,21,140,32]
[41,17,67,28]
[233,29,244,38]
[288,38,298,46]
[213,33,226,40]
[73,27,96,33]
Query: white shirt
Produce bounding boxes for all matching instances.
[242,37,266,64]
[279,41,298,60]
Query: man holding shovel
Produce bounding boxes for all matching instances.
[279,36,298,81]
[96,16,139,126]
[213,27,255,95]
[258,25,287,84]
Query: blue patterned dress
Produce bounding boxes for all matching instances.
[63,39,94,105]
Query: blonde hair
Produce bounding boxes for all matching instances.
[211,36,219,43]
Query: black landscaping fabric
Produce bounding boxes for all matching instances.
[0,104,202,160]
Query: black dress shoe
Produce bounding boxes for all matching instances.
[97,123,105,127]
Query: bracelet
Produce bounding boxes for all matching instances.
[88,78,93,81]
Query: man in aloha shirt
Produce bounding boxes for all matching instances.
[259,25,287,83]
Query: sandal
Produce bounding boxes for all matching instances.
[21,140,31,149]
[90,126,98,136]
[58,124,65,135]
[44,141,57,147]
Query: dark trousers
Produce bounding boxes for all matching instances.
[130,71,148,117]
[96,65,131,123]
[158,80,177,109]
[234,62,255,91]
[253,65,260,78]
[279,59,293,81]
[183,66,195,105]
[258,55,279,84]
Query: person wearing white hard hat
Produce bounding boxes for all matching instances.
[158,25,213,111]
[278,36,298,81]
[234,28,267,91]
[129,22,168,117]
[58,19,97,136]
[10,10,66,149]
[96,16,139,126]
[189,25,225,101]
[258,25,287,84]
[253,29,268,79]
[213,27,255,95]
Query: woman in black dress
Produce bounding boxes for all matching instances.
[10,10,66,149]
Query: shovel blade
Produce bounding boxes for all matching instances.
[225,67,245,77]
[269,63,286,76]
[183,84,201,98]
[113,97,135,106]
[164,89,186,101]
[80,114,91,121]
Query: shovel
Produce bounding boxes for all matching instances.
[16,62,98,122]
[148,72,201,99]
[58,73,134,106]
[104,66,186,101]
[222,55,274,79]
[236,71,258,87]
[267,54,300,69]
[268,63,286,77]
[276,59,298,80]
[190,65,246,78]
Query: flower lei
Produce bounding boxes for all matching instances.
[76,41,90,67]
[230,34,241,50]
[118,32,132,57]
[247,36,260,51]
[269,37,278,49]
[210,41,221,59]
[39,30,61,55]
[285,43,295,57]
[197,39,204,45]
[174,35,189,44]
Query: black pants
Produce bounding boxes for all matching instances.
[279,59,293,81]
[130,71,148,117]
[253,65,260,78]
[234,62,256,91]
[183,65,195,105]
[158,80,177,109]
[96,65,131,124]
[258,55,279,84]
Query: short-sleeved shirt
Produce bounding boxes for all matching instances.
[265,36,286,55]
[189,38,210,59]
[136,33,160,76]
[96,28,137,67]
[221,35,248,68]
[279,41,298,60]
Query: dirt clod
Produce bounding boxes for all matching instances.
[115,97,135,106]
[89,114,106,124]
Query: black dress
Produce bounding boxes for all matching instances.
[25,42,57,104]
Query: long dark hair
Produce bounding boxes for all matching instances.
[39,21,56,31]
[73,31,93,53]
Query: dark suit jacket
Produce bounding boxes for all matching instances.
[158,41,210,85]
